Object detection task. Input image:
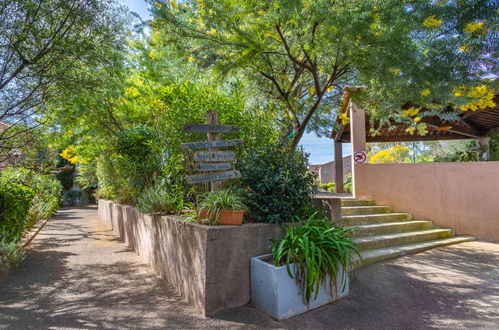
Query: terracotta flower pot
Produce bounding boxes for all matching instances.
[218,209,245,226]
[198,209,244,226]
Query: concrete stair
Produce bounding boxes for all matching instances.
[340,198,475,269]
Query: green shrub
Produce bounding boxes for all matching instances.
[237,143,315,224]
[0,169,35,243]
[320,182,336,192]
[137,182,184,214]
[272,213,359,303]
[0,168,62,243]
[0,241,26,276]
[343,174,353,193]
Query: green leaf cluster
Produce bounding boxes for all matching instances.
[237,143,315,224]
[272,212,359,303]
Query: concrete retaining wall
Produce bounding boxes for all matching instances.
[98,200,281,316]
[354,162,499,242]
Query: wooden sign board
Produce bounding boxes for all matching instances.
[184,124,239,134]
[193,151,236,162]
[186,170,241,184]
[195,163,232,171]
[180,139,243,150]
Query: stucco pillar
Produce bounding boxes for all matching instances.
[349,101,366,197]
[334,141,344,193]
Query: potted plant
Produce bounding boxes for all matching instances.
[197,189,246,225]
[251,212,359,320]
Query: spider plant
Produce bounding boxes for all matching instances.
[272,212,359,304]
[198,189,246,224]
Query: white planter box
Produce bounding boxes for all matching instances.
[251,254,349,320]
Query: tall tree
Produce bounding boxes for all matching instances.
[0,0,130,151]
[151,0,498,148]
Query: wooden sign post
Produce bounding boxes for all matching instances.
[182,111,243,191]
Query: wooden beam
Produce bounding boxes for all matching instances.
[421,118,484,138]
[180,139,244,150]
[195,163,232,171]
[186,170,241,184]
[366,134,469,142]
[184,124,239,133]
[333,125,345,142]
[193,151,236,162]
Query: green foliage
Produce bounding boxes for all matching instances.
[74,162,98,201]
[198,189,246,223]
[136,182,186,215]
[152,0,497,145]
[0,241,26,276]
[0,168,61,243]
[272,213,359,303]
[56,157,75,192]
[343,175,353,194]
[490,134,499,161]
[320,182,336,193]
[1,0,131,151]
[0,169,35,243]
[237,143,315,224]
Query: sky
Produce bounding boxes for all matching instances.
[121,0,347,164]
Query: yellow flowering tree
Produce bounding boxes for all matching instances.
[152,0,497,146]
[369,146,411,164]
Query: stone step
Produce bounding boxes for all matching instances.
[340,213,412,225]
[341,199,375,207]
[341,205,392,216]
[345,220,434,238]
[354,228,453,251]
[352,236,475,269]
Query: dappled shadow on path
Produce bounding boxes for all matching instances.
[0,206,243,329]
[214,242,499,329]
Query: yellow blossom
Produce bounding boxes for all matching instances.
[458,45,470,52]
[207,28,217,35]
[401,107,420,117]
[459,85,496,111]
[390,68,401,76]
[464,21,484,33]
[421,89,431,97]
[423,15,443,28]
[405,127,416,135]
[339,113,350,125]
[414,117,421,123]
[60,146,80,164]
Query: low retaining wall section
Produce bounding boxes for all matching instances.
[98,200,281,316]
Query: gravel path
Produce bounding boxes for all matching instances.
[0,206,497,329]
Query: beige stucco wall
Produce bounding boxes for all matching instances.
[354,162,499,242]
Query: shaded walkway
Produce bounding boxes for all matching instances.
[0,206,498,329]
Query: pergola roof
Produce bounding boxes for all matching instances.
[331,94,499,143]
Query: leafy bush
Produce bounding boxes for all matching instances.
[137,182,185,214]
[0,241,26,276]
[237,143,315,224]
[0,168,61,243]
[198,189,246,223]
[343,175,353,194]
[320,182,336,192]
[272,213,359,303]
[0,169,35,243]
